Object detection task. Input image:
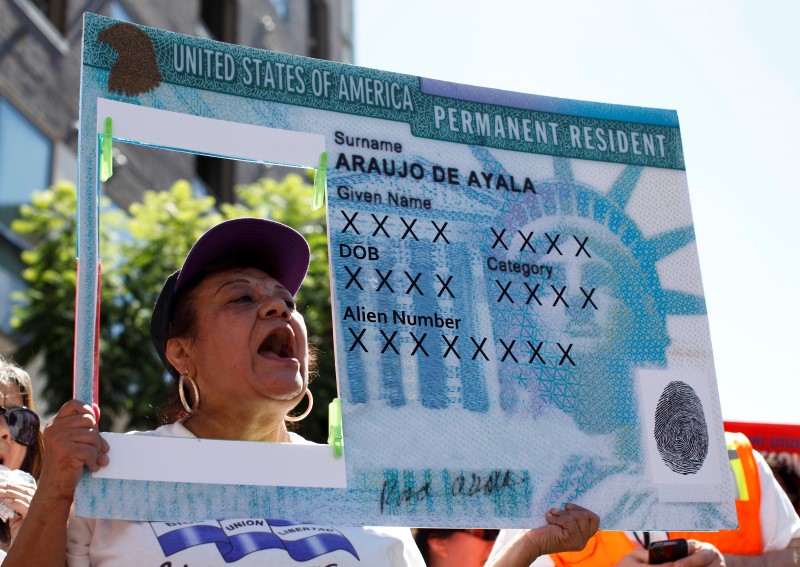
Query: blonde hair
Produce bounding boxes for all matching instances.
[0,356,43,546]
[0,356,43,478]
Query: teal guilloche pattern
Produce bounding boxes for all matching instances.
[75,13,735,530]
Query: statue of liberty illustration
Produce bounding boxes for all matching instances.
[332,145,705,421]
[477,148,705,432]
[468,147,718,525]
[330,141,721,526]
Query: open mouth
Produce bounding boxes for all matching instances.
[258,328,294,359]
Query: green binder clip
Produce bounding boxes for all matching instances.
[312,151,327,210]
[327,397,343,458]
[99,117,113,182]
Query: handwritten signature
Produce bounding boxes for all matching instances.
[380,470,527,513]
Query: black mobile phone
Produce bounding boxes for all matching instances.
[649,538,689,564]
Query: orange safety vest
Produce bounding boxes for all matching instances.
[669,431,763,555]
[551,432,763,566]
[551,531,636,567]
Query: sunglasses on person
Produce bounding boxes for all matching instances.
[0,406,40,446]
[460,529,499,541]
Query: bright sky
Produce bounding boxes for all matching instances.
[354,0,800,425]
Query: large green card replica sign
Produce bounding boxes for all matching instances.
[75,14,736,530]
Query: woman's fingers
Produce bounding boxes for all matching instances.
[47,401,107,448]
[673,540,724,567]
[542,503,600,552]
[564,503,600,537]
[56,438,107,472]
[2,494,31,517]
[39,400,110,497]
[490,507,602,565]
[44,425,108,470]
[49,399,99,429]
[0,479,36,523]
[0,481,36,501]
[545,503,596,533]
[51,398,94,418]
[615,549,651,566]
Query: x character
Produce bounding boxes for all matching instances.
[551,285,568,307]
[432,221,450,244]
[496,280,514,303]
[436,274,454,298]
[471,337,489,361]
[341,211,360,234]
[527,341,546,364]
[546,232,562,255]
[380,330,399,354]
[580,287,597,309]
[491,227,508,250]
[573,235,591,258]
[500,339,518,362]
[400,217,418,240]
[372,214,390,237]
[375,269,394,293]
[405,272,424,295]
[348,328,368,352]
[410,332,429,357]
[442,335,460,359]
[557,343,575,366]
[344,266,363,290]
[519,230,536,252]
[524,282,542,306]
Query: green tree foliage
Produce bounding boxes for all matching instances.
[12,175,334,442]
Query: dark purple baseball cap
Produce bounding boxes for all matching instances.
[150,218,310,377]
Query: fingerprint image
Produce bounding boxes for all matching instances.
[654,381,709,475]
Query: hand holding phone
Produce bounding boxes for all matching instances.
[649,538,689,564]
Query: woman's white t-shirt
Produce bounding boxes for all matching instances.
[66,422,424,567]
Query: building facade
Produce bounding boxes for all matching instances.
[0,0,352,376]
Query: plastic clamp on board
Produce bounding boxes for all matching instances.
[99,117,113,182]
[312,151,327,210]
[328,397,343,458]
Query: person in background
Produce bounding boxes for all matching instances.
[765,453,800,516]
[490,432,800,566]
[0,356,43,561]
[415,528,499,567]
[4,218,600,567]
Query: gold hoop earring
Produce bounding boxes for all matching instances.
[285,389,313,422]
[178,372,200,414]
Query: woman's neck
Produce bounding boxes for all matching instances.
[182,409,292,443]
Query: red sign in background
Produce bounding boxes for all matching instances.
[725,421,800,475]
